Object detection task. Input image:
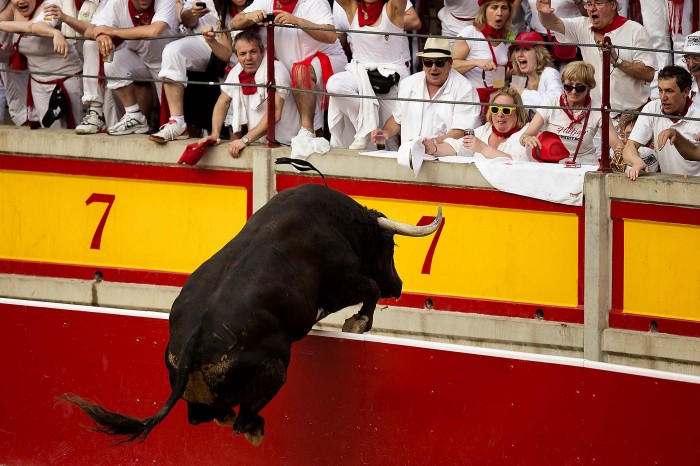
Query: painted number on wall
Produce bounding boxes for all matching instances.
[417,215,445,274]
[85,193,115,250]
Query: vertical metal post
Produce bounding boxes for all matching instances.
[265,19,279,148]
[599,36,612,172]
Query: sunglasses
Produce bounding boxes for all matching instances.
[489,105,516,116]
[563,83,588,93]
[423,59,448,68]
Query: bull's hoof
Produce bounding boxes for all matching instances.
[342,314,369,334]
[215,413,236,427]
[244,431,264,447]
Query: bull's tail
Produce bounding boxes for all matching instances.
[58,333,197,444]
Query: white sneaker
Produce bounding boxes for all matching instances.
[75,109,106,135]
[107,113,149,136]
[349,134,369,150]
[296,127,314,139]
[148,119,189,144]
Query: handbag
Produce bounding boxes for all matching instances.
[547,29,577,61]
[367,69,399,95]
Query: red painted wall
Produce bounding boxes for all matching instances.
[1,301,699,465]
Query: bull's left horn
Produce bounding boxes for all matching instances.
[377,206,442,237]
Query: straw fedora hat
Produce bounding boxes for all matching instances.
[417,37,452,59]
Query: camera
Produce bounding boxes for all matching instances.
[264,12,276,22]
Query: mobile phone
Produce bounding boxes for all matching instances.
[465,129,475,137]
[196,2,206,7]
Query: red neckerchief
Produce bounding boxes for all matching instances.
[481,24,503,40]
[560,92,591,127]
[229,2,241,17]
[491,125,521,138]
[664,97,693,123]
[273,0,298,14]
[238,70,256,95]
[128,0,156,27]
[358,0,383,27]
[591,13,627,34]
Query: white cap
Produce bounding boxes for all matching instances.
[684,32,700,55]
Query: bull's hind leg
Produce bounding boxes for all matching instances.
[232,358,287,447]
[187,402,236,426]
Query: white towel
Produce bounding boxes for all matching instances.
[473,158,598,206]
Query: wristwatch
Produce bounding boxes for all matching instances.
[241,136,250,146]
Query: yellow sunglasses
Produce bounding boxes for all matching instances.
[489,105,516,116]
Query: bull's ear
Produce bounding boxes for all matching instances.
[377,206,442,237]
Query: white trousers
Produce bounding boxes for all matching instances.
[158,35,211,84]
[0,66,29,125]
[104,46,162,102]
[81,40,123,126]
[31,76,82,128]
[327,69,401,148]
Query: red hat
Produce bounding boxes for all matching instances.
[509,31,544,54]
[178,139,216,166]
[533,131,570,163]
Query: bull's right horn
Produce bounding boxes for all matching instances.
[377,206,442,237]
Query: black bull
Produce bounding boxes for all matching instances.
[60,184,442,446]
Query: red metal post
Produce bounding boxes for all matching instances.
[599,36,612,172]
[265,19,279,148]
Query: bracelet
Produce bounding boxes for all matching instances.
[519,135,528,146]
[428,138,438,155]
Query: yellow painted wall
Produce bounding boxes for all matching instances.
[0,170,247,274]
[623,219,700,321]
[356,197,580,307]
[1,170,580,307]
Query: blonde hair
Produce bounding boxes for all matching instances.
[560,61,596,89]
[510,45,554,79]
[486,87,528,129]
[474,0,513,40]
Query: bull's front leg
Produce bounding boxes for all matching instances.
[341,278,380,334]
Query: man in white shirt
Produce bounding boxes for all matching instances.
[370,37,481,148]
[232,0,347,138]
[85,0,181,135]
[536,0,656,116]
[201,31,300,157]
[623,65,700,179]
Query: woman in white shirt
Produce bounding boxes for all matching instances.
[519,61,619,166]
[424,86,529,160]
[508,30,563,110]
[451,0,515,92]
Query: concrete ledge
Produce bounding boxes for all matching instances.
[607,171,700,208]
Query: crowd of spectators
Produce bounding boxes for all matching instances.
[0,0,698,179]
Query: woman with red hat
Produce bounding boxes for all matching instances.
[451,0,517,91]
[508,30,562,110]
[518,60,620,165]
[423,87,529,161]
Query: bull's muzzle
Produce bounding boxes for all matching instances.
[377,206,442,237]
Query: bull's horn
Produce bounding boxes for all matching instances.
[377,206,442,237]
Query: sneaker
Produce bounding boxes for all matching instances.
[349,134,369,150]
[296,127,314,139]
[148,119,189,144]
[107,113,149,136]
[75,109,106,135]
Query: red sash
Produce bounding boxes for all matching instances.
[291,51,334,110]
[358,1,382,27]
[668,0,684,34]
